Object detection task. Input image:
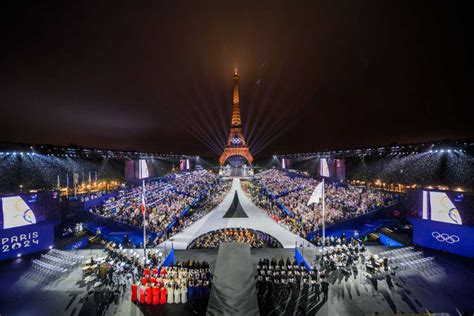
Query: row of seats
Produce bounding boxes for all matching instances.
[378,246,414,258]
[50,248,84,263]
[389,251,424,264]
[32,259,69,277]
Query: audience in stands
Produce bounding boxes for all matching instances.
[154,181,232,245]
[248,169,396,238]
[90,170,226,240]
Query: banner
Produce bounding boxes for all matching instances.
[162,247,175,267]
[1,222,54,261]
[409,217,474,258]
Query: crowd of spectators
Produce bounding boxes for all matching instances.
[90,170,224,238]
[189,228,281,249]
[154,180,232,245]
[252,169,313,197]
[248,169,396,238]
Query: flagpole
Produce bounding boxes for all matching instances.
[66,174,69,198]
[322,178,326,252]
[73,173,77,198]
[143,179,147,259]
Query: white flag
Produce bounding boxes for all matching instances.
[307,181,324,206]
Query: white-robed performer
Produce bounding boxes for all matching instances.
[167,282,174,303]
[174,284,181,303]
[181,283,188,303]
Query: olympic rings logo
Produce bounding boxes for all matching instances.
[231,137,242,145]
[431,231,460,244]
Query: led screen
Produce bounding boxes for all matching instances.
[1,196,37,229]
[408,189,474,258]
[424,191,462,225]
[179,159,194,171]
[408,189,474,226]
[281,158,291,169]
[319,158,330,177]
[138,159,150,179]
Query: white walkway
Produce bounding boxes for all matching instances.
[160,178,313,249]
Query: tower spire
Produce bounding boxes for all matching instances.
[232,70,241,127]
[219,71,253,165]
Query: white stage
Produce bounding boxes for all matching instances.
[160,178,313,249]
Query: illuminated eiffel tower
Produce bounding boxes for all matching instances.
[219,69,253,165]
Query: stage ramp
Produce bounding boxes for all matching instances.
[207,243,259,316]
[223,191,248,218]
[160,178,312,249]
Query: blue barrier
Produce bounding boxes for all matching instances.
[274,186,303,199]
[379,233,403,247]
[181,206,191,217]
[83,192,119,210]
[259,188,293,217]
[275,201,293,216]
[294,247,312,272]
[166,218,178,232]
[171,188,194,198]
[64,236,90,250]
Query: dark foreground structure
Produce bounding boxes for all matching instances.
[207,243,259,316]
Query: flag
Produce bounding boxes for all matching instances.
[307,181,324,206]
[141,181,146,214]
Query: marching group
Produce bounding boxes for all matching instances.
[132,260,211,306]
[256,257,330,314]
[256,235,372,313]
[80,242,211,311]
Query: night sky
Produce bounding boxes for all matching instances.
[1,0,473,157]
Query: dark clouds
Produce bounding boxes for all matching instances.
[1,0,473,157]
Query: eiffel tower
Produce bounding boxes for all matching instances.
[219,70,253,165]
